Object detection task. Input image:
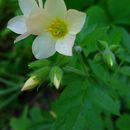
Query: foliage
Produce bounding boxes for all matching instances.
[1,0,130,130]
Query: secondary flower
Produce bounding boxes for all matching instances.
[7,0,86,59]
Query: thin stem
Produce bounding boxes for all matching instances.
[78,53,89,77]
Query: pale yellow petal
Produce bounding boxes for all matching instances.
[44,0,67,18]
[67,9,86,34]
[18,0,38,16]
[26,8,52,35]
[55,34,76,56]
[32,33,56,59]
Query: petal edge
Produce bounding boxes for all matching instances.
[7,16,27,34]
[55,34,76,56]
[32,33,56,59]
[67,9,86,35]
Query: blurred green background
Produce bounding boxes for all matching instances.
[1,0,130,130]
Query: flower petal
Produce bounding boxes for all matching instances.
[14,32,30,43]
[32,33,56,59]
[67,9,86,34]
[55,34,76,56]
[44,0,67,18]
[18,0,38,16]
[26,8,52,35]
[7,16,27,34]
[38,0,43,8]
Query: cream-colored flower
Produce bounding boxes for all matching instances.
[7,0,86,59]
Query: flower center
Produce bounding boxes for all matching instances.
[48,19,68,38]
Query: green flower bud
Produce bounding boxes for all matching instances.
[49,66,63,89]
[102,50,116,67]
[21,76,41,91]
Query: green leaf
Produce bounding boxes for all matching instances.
[97,40,108,51]
[116,114,130,130]
[82,26,109,57]
[87,5,109,26]
[119,66,130,76]
[10,107,30,130]
[30,67,50,81]
[65,101,104,130]
[28,59,51,69]
[30,107,44,122]
[65,0,88,10]
[88,86,120,115]
[110,77,130,95]
[108,0,130,25]
[54,80,104,130]
[122,29,130,53]
[89,61,110,83]
[108,26,123,45]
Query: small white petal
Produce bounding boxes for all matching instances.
[55,34,76,56]
[32,33,56,59]
[26,8,52,35]
[14,32,30,43]
[67,9,86,34]
[19,0,38,16]
[7,16,27,34]
[44,0,67,18]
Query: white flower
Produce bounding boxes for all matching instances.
[7,0,86,59]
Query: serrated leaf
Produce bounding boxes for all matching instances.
[82,26,109,57]
[54,80,104,130]
[88,86,120,115]
[65,101,103,130]
[89,60,110,83]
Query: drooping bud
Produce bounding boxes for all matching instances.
[21,76,41,91]
[49,66,63,89]
[102,50,116,67]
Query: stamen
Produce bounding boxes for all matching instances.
[48,19,68,38]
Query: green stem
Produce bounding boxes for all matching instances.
[78,53,89,77]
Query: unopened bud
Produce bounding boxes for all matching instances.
[103,50,116,67]
[49,66,63,89]
[21,76,41,91]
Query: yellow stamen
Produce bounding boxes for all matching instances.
[48,19,68,38]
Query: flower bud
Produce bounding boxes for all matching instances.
[102,50,116,67]
[49,66,63,89]
[21,76,41,91]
